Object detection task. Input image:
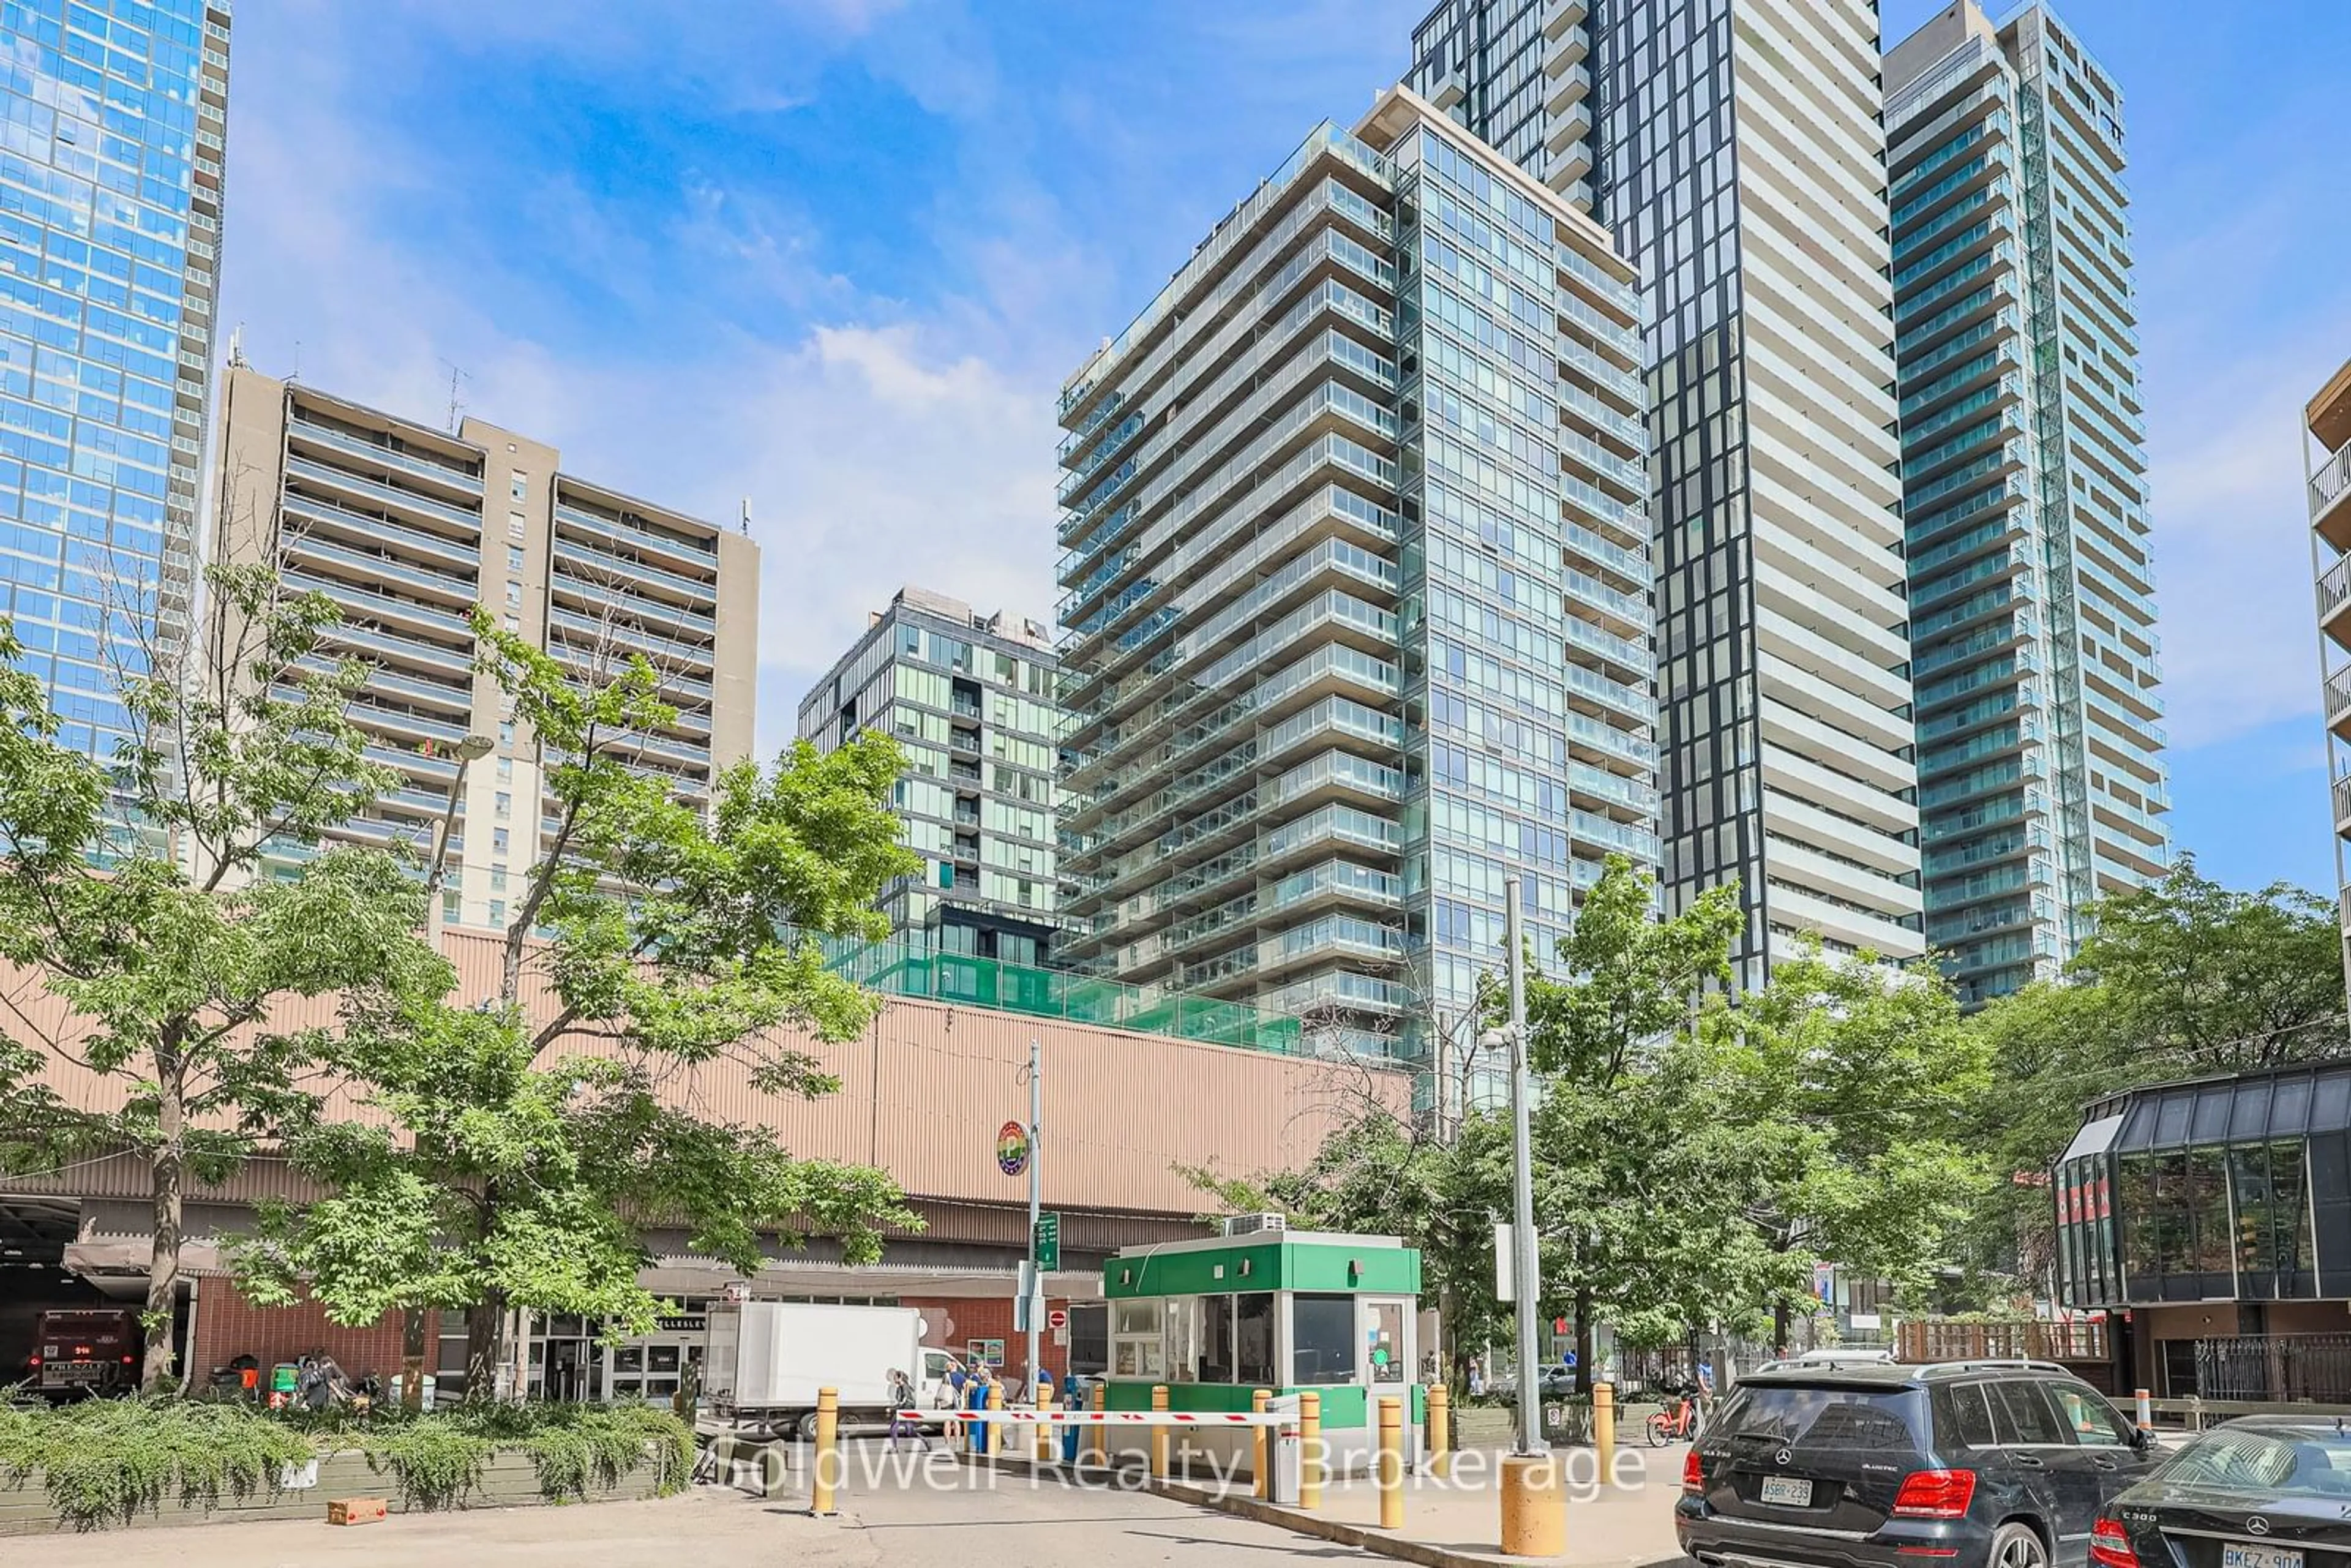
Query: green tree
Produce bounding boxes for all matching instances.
[1955,854,2345,1296]
[1515,857,1746,1385]
[0,566,452,1389]
[1702,947,1994,1338]
[240,610,927,1393]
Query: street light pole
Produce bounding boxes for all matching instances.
[1023,1034,1043,1403]
[1504,874,1540,1457]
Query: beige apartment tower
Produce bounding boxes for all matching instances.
[209,361,758,929]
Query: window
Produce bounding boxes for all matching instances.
[505,582,522,607]
[1235,1294,1275,1387]
[1931,1383,1998,1450]
[1111,1300,1164,1378]
[497,757,512,783]
[510,472,528,501]
[1989,1380,2067,1445]
[499,721,516,749]
[508,514,526,540]
[492,828,509,854]
[503,614,520,632]
[441,890,460,923]
[1293,1294,1357,1386]
[1367,1300,1404,1383]
[2048,1384,2131,1447]
[493,790,511,819]
[1162,1296,1199,1382]
[490,869,506,894]
[508,545,525,572]
[488,899,506,927]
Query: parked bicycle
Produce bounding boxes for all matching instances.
[1646,1384,1701,1446]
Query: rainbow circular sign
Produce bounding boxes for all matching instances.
[996,1120,1031,1177]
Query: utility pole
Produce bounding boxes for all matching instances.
[1505,875,1540,1456]
[1023,1035,1043,1402]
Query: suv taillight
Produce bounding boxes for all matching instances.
[2089,1518,2140,1568]
[1890,1469,1978,1518]
[1682,1449,1704,1494]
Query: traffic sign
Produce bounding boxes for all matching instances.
[1034,1210,1060,1270]
[1047,1307,1068,1331]
[997,1120,1030,1177]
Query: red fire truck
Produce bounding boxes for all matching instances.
[29,1308,141,1398]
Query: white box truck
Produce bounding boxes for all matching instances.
[707,1302,949,1439]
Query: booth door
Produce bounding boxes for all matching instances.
[1361,1298,1414,1390]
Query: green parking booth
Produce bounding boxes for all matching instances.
[1098,1224,1423,1478]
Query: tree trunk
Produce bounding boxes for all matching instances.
[1573,1287,1594,1398]
[1772,1300,1791,1358]
[465,1292,506,1402]
[143,1040,186,1393]
[400,1307,428,1409]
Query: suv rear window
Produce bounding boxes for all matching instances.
[1715,1384,1926,1450]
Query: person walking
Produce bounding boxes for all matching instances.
[966,1362,995,1455]
[886,1369,926,1452]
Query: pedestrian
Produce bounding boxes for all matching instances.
[967,1361,994,1455]
[886,1369,926,1452]
[1469,1357,1486,1398]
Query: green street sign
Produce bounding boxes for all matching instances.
[1034,1211,1060,1272]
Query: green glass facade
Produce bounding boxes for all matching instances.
[1886,1,2169,1007]
[1054,91,1655,1068]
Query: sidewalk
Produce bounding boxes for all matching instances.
[970,1442,1691,1568]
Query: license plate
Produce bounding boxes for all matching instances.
[2222,1545,2302,1568]
[1759,1476,1813,1507]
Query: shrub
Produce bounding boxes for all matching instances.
[0,1396,315,1531]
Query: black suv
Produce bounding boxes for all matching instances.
[1676,1360,2161,1568]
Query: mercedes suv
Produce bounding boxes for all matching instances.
[1676,1360,2161,1568]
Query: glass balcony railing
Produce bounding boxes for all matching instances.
[320,621,473,676]
[288,534,477,607]
[551,569,719,637]
[287,571,473,637]
[814,929,1305,1053]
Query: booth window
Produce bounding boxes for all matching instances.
[1113,1300,1164,1378]
[1162,1297,1199,1381]
[1200,1296,1234,1382]
[1294,1294,1358,1385]
[1236,1294,1275,1386]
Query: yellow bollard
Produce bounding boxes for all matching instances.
[1593,1380,1616,1479]
[812,1386,840,1516]
[1253,1389,1272,1498]
[1428,1382,1451,1479]
[1035,1373,1055,1463]
[1299,1390,1323,1510]
[1378,1395,1405,1531]
[1500,1453,1565,1558]
[1150,1384,1171,1480]
[1087,1380,1107,1467]
[987,1381,1003,1458]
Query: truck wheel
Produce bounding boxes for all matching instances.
[797,1410,823,1443]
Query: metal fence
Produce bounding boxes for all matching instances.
[2191,1334,2351,1403]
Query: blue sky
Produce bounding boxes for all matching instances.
[217,1,2351,896]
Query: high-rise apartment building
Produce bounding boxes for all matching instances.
[1056,87,1659,1057]
[0,0,230,753]
[209,362,757,929]
[1411,0,1924,984]
[2308,358,2351,1002]
[798,585,1063,966]
[1885,2,2168,1005]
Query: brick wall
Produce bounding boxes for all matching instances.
[189,1277,431,1386]
[902,1296,1073,1390]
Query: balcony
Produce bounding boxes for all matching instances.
[552,537,718,606]
[2334,771,2351,837]
[554,502,719,571]
[287,417,483,498]
[286,456,482,533]
[2313,441,2351,551]
[1545,61,1591,116]
[2331,664,2351,743]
